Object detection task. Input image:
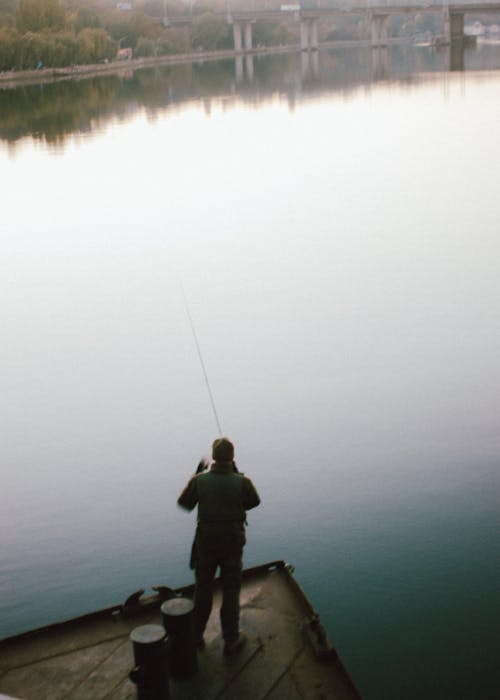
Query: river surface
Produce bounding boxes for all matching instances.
[1,44,500,699]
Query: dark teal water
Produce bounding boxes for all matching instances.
[1,46,499,700]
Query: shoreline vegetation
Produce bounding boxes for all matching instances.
[0,38,390,88]
[0,40,380,88]
[0,0,453,88]
[0,45,296,87]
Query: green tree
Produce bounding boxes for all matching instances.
[0,0,17,28]
[103,10,160,49]
[77,27,116,63]
[0,26,18,69]
[159,26,190,53]
[253,19,293,47]
[15,0,65,32]
[104,14,138,48]
[18,30,48,67]
[48,31,78,65]
[42,0,64,30]
[191,12,229,50]
[156,35,174,54]
[73,6,100,34]
[135,35,155,56]
[131,11,159,40]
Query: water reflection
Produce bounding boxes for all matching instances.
[1,43,500,148]
[1,37,500,700]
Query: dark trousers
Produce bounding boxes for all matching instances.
[194,528,244,644]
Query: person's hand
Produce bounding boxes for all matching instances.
[196,458,209,474]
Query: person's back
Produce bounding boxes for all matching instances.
[196,468,246,527]
[177,437,260,654]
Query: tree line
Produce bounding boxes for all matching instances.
[0,0,284,71]
[0,0,114,69]
[0,0,445,72]
[0,0,302,71]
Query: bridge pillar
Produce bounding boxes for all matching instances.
[443,7,451,44]
[310,18,319,50]
[300,19,309,51]
[371,14,389,47]
[244,21,253,51]
[371,16,378,46]
[380,15,389,46]
[233,22,242,52]
[300,18,319,51]
[450,12,465,44]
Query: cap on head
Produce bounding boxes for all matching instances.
[212,437,234,463]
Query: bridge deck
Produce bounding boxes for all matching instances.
[171,3,500,23]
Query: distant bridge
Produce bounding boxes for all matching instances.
[159,3,500,51]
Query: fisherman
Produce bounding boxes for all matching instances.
[177,437,260,655]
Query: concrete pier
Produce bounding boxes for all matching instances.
[450,11,465,43]
[233,22,243,52]
[300,18,319,51]
[371,14,389,47]
[244,21,253,51]
[300,19,309,51]
[224,3,500,54]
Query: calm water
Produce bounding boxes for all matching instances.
[1,45,500,699]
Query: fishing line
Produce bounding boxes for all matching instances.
[181,284,223,436]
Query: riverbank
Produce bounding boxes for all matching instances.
[0,38,392,89]
[0,45,297,88]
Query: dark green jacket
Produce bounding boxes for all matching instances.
[178,462,260,530]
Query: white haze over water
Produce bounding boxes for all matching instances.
[1,66,499,700]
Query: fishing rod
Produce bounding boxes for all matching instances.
[181,285,227,571]
[181,284,223,437]
[181,286,243,571]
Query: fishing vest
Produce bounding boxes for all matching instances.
[196,471,245,525]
